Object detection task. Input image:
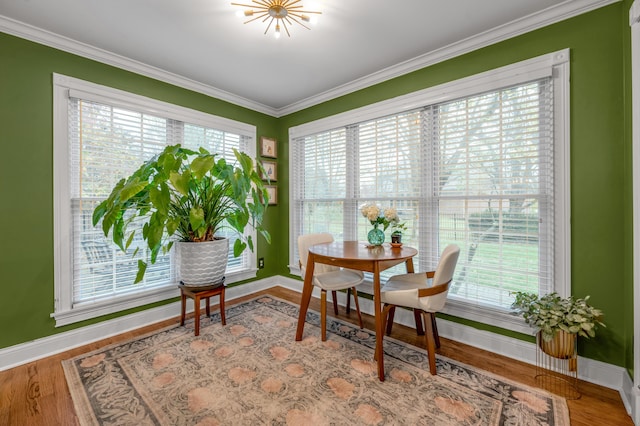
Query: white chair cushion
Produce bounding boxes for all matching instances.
[298,233,365,292]
[313,268,364,291]
[381,273,446,312]
[381,273,424,310]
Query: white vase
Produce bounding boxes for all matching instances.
[176,239,229,286]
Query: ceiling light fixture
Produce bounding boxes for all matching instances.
[231,1,321,38]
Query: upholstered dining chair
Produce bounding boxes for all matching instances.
[380,244,460,375]
[298,233,365,341]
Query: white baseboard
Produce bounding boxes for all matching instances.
[635,385,640,426]
[1,275,635,422]
[622,370,639,422]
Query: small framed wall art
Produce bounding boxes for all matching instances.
[261,160,277,181]
[260,136,277,158]
[265,185,278,205]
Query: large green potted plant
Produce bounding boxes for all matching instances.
[511,292,605,360]
[93,144,271,285]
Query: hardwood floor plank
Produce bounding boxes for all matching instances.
[0,286,632,425]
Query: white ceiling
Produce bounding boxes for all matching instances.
[0,0,615,116]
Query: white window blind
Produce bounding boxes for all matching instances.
[291,128,348,263]
[68,99,177,303]
[53,74,257,325]
[357,111,425,279]
[427,79,554,309]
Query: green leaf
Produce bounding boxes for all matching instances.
[166,217,179,236]
[120,178,148,201]
[92,200,108,226]
[113,219,125,250]
[189,207,205,231]
[259,228,271,245]
[150,245,160,263]
[149,183,170,216]
[160,152,179,173]
[101,207,122,237]
[134,260,147,284]
[125,231,135,249]
[164,241,174,254]
[190,155,216,179]
[235,149,253,174]
[233,239,247,257]
[170,169,191,196]
[147,212,165,250]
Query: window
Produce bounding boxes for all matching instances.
[53,74,257,326]
[290,50,570,332]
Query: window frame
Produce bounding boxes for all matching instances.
[288,50,570,333]
[52,74,258,327]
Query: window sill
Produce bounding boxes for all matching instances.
[52,268,259,327]
[51,285,180,327]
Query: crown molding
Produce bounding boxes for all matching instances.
[1,0,620,118]
[276,0,620,117]
[0,15,278,117]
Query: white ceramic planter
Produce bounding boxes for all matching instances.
[176,239,229,286]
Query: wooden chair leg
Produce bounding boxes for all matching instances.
[331,290,339,315]
[219,287,226,326]
[346,288,352,314]
[180,292,187,326]
[205,296,211,317]
[351,287,363,329]
[414,309,425,336]
[423,311,437,375]
[431,312,440,348]
[194,294,201,337]
[385,306,396,335]
[321,290,328,341]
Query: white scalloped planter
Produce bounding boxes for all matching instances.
[176,238,229,286]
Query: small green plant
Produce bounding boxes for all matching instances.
[391,221,408,236]
[511,292,605,342]
[93,144,271,283]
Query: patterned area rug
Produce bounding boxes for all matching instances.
[63,295,569,425]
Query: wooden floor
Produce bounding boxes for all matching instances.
[0,286,633,425]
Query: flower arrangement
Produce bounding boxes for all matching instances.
[360,204,399,231]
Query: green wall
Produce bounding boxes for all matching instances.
[0,32,280,348]
[279,4,631,369]
[0,2,633,373]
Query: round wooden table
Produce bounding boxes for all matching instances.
[295,241,418,381]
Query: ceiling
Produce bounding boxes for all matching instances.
[0,0,614,116]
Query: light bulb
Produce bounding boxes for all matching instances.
[274,23,281,38]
